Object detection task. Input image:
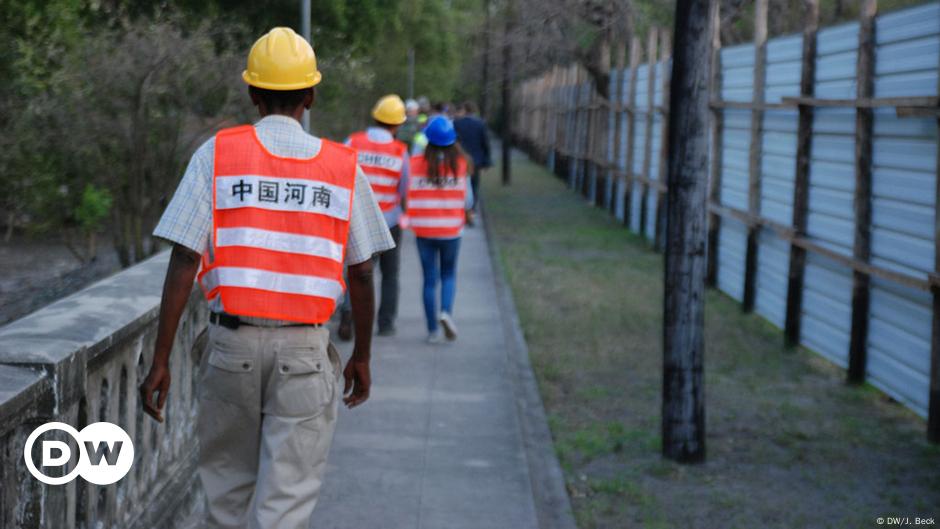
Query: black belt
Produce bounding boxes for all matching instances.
[209,312,322,330]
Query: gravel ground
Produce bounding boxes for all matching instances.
[0,235,122,325]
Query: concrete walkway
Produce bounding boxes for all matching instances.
[312,218,542,529]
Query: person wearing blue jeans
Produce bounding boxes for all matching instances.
[406,116,474,343]
[416,236,460,339]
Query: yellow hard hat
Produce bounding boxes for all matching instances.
[242,27,322,90]
[371,94,407,125]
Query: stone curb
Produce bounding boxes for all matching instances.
[481,188,579,529]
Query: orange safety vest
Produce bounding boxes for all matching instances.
[347,130,408,212]
[198,125,357,324]
[406,155,468,238]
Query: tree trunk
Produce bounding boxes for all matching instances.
[501,0,514,186]
[4,211,14,242]
[481,0,491,118]
[662,0,712,464]
[88,231,98,262]
[114,209,131,268]
[133,212,144,264]
[834,0,845,18]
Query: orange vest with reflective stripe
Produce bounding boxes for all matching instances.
[347,131,408,212]
[406,155,468,238]
[197,125,357,324]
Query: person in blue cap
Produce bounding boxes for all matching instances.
[405,116,474,343]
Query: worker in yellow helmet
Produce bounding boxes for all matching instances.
[140,27,394,529]
[337,95,411,339]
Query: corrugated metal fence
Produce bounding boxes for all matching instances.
[512,1,940,432]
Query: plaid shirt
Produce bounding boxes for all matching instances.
[153,115,395,322]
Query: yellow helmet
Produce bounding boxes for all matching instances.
[242,27,322,90]
[371,94,407,125]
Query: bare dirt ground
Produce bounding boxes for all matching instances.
[484,157,940,529]
[0,234,121,324]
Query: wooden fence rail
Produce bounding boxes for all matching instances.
[510,1,940,443]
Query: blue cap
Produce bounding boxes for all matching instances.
[424,115,457,147]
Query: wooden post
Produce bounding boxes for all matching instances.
[640,28,659,240]
[560,68,569,178]
[847,0,877,383]
[598,94,606,207]
[578,75,590,194]
[500,0,514,186]
[585,79,596,199]
[610,43,627,216]
[563,66,570,167]
[535,79,543,156]
[784,0,820,347]
[662,0,711,464]
[705,0,723,287]
[568,66,580,186]
[596,41,611,208]
[571,68,583,189]
[591,79,601,203]
[929,13,940,445]
[742,0,768,312]
[481,0,491,117]
[624,37,642,228]
[542,76,549,156]
[547,67,559,172]
[597,83,607,208]
[654,30,673,252]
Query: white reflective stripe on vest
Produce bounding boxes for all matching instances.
[357,151,404,172]
[215,175,352,221]
[216,227,344,263]
[202,267,344,300]
[408,199,465,209]
[408,217,464,228]
[373,192,399,204]
[366,174,400,187]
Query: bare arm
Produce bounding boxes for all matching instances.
[140,244,200,422]
[343,258,375,407]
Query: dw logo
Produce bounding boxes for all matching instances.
[23,422,134,485]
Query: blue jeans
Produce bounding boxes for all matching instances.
[416,237,461,333]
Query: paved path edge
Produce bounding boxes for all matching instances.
[481,199,579,529]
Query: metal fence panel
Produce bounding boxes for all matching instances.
[718,219,748,302]
[866,2,939,417]
[517,2,940,421]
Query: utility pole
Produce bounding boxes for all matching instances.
[500,0,514,186]
[407,48,415,100]
[481,0,491,118]
[301,0,311,132]
[661,0,712,464]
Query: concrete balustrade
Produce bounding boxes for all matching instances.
[0,251,206,529]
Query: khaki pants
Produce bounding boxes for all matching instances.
[197,323,342,529]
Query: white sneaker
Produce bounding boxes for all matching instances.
[439,312,458,341]
[426,331,446,344]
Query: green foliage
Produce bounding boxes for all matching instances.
[0,0,483,259]
[75,185,112,232]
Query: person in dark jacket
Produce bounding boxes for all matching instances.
[453,101,491,220]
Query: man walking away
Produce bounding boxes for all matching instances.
[453,101,491,224]
[397,98,420,151]
[338,95,410,338]
[139,27,394,529]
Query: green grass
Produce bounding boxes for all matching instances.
[484,156,940,529]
